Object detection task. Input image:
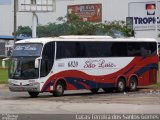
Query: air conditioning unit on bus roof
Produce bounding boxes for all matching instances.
[59,35,112,39]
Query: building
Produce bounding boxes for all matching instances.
[0,35,28,57]
[0,0,159,40]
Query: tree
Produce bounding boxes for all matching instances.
[16,14,134,38]
[16,26,32,37]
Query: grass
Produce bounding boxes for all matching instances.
[0,59,9,84]
[0,59,2,67]
[0,68,8,84]
[152,83,160,88]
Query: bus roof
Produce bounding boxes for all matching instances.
[15,36,157,44]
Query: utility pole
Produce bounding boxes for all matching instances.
[31,0,37,38]
[32,12,37,38]
[13,0,17,42]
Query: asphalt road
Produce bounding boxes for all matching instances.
[0,87,160,115]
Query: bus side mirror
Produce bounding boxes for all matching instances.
[35,57,41,68]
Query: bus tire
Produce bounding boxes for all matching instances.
[90,88,99,94]
[28,92,39,98]
[129,77,137,92]
[53,81,65,97]
[116,78,126,93]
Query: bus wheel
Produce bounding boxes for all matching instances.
[116,78,126,93]
[129,77,137,92]
[90,88,99,94]
[28,92,39,98]
[53,81,65,97]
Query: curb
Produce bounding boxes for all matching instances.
[0,84,8,89]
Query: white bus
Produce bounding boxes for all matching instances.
[8,36,158,97]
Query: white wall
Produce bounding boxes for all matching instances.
[0,0,159,40]
[0,4,13,35]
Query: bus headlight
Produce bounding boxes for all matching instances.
[8,81,14,86]
[29,82,39,86]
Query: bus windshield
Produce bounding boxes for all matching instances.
[12,44,42,57]
[9,57,39,79]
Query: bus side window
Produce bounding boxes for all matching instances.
[57,42,78,59]
[82,42,95,57]
[140,42,156,56]
[78,42,86,57]
[127,42,141,56]
[111,42,127,57]
[64,48,72,58]
[149,42,157,55]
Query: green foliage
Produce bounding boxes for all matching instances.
[16,14,134,38]
[16,26,32,37]
[152,83,160,87]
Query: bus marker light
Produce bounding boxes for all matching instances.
[50,86,54,91]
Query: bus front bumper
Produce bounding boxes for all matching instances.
[9,84,40,92]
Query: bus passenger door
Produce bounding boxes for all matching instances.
[40,42,55,77]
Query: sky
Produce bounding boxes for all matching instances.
[0,0,11,4]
